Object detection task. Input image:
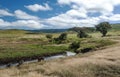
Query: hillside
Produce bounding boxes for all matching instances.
[111,24,120,30]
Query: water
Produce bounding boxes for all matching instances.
[0,51,76,68]
[66,51,76,56]
[24,60,38,64]
[44,55,66,60]
[44,51,76,60]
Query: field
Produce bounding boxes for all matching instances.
[0,25,120,77]
[0,29,118,64]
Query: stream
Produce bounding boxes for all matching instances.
[0,51,76,69]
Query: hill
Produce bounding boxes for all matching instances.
[28,29,68,33]
[0,29,28,34]
[111,24,120,30]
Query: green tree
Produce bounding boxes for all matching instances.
[69,27,89,38]
[95,22,111,37]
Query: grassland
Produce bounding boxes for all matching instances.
[0,29,120,77]
[0,27,119,64]
[0,24,120,77]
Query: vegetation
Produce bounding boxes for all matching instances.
[0,23,119,64]
[69,27,95,33]
[58,33,67,41]
[95,22,111,37]
[0,23,120,77]
[46,34,53,39]
[68,27,89,38]
[53,33,67,44]
[77,30,89,38]
[69,41,80,52]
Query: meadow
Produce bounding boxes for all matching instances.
[0,24,120,77]
[0,25,119,64]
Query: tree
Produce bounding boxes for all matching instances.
[69,27,89,38]
[95,22,111,37]
[69,41,80,52]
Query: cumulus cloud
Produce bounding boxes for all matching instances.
[41,0,120,29]
[0,9,13,17]
[46,14,100,28]
[14,10,39,20]
[0,0,120,29]
[0,19,44,29]
[25,4,52,12]
[58,0,120,15]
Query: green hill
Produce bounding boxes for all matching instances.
[111,24,120,30]
[0,29,28,34]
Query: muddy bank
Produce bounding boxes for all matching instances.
[0,51,76,68]
[0,51,66,65]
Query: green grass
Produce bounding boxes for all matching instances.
[0,44,68,60]
[76,38,116,53]
[0,29,119,63]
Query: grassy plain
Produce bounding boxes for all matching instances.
[0,24,120,77]
[0,29,118,63]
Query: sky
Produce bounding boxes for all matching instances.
[0,0,120,30]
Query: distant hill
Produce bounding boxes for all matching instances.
[111,24,120,30]
[28,29,68,33]
[0,29,68,34]
[0,29,28,34]
[0,24,119,34]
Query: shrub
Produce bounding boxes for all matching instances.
[77,30,89,38]
[46,34,53,39]
[58,33,67,41]
[69,41,80,52]
[53,33,67,44]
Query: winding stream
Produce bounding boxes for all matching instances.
[0,51,76,69]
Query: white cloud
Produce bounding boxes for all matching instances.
[109,14,120,21]
[58,0,120,15]
[99,14,120,21]
[25,4,52,12]
[66,8,87,18]
[0,9,13,17]
[11,20,43,29]
[14,10,39,20]
[40,0,120,29]
[0,19,11,27]
[0,19,44,29]
[46,14,100,28]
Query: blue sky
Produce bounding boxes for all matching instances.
[0,0,120,30]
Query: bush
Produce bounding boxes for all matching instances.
[53,38,62,44]
[58,33,67,41]
[46,34,53,39]
[69,41,80,52]
[77,30,89,38]
[76,44,96,53]
[53,33,67,44]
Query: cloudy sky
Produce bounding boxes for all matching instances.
[0,0,120,30]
